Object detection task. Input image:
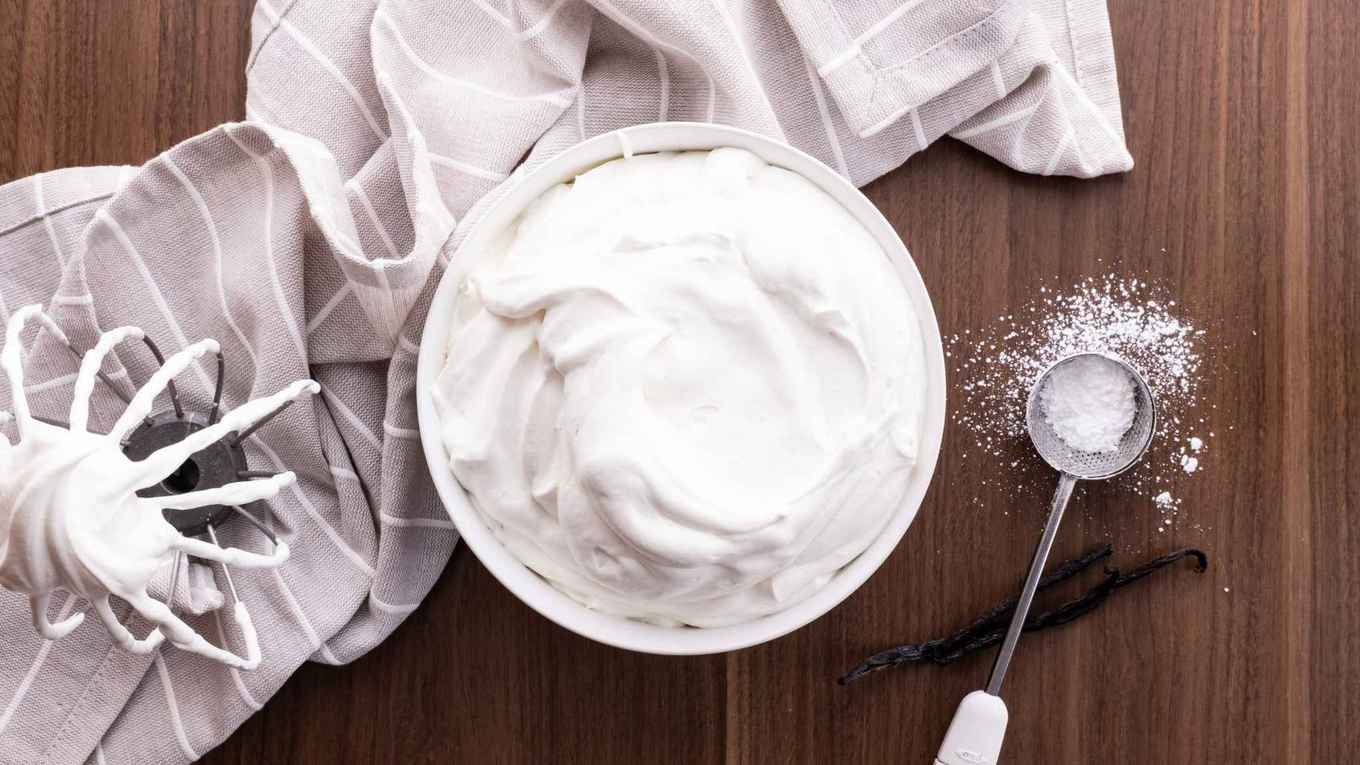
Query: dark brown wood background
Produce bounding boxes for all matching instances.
[1,1,1354,762]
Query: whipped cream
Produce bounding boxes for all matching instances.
[433,148,926,627]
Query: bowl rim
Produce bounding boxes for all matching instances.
[416,121,947,655]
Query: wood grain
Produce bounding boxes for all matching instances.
[1,1,1355,762]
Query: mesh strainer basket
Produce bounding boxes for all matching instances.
[1025,351,1157,480]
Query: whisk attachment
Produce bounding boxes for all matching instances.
[0,303,318,669]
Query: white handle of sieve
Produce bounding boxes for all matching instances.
[934,690,1009,765]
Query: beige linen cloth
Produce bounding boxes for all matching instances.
[0,1,1131,762]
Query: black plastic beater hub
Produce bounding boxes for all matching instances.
[123,410,248,537]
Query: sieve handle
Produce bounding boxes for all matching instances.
[934,690,1008,765]
[984,472,1077,694]
[932,473,1077,765]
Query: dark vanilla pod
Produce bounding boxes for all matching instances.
[839,545,1208,685]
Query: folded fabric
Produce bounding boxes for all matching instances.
[0,1,1131,762]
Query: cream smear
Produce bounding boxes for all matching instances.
[432,148,926,627]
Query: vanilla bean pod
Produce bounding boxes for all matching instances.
[838,545,1113,683]
[839,546,1208,685]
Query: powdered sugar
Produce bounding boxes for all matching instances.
[948,275,1212,530]
[1039,354,1136,453]
[1153,491,1181,533]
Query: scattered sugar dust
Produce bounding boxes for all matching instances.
[946,275,1216,533]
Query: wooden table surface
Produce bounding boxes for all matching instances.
[2,1,1355,763]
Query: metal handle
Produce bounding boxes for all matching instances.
[985,472,1078,695]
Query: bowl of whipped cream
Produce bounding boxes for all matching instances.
[417,122,945,654]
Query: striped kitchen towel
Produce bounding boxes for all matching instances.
[0,1,1131,762]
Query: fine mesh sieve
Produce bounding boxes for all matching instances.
[1026,351,1157,480]
[986,351,1157,695]
[936,352,1158,765]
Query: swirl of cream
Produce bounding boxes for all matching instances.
[433,148,926,627]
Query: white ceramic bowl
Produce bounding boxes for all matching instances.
[416,122,946,655]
